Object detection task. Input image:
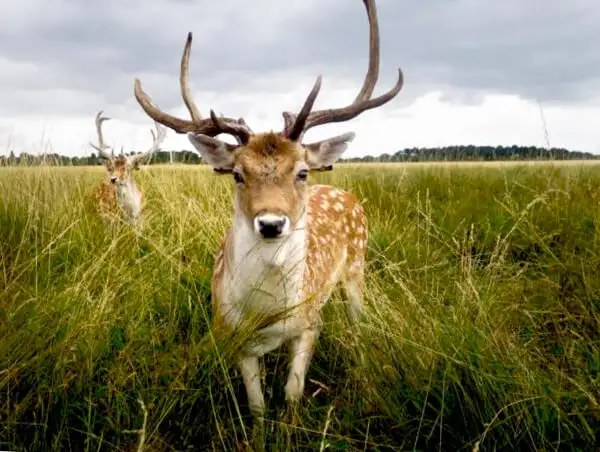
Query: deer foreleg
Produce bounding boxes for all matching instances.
[285,329,319,406]
[238,355,265,451]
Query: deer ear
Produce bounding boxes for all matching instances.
[188,133,236,173]
[305,132,355,170]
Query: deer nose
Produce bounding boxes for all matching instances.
[110,177,118,184]
[254,214,289,239]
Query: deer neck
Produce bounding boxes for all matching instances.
[116,179,142,222]
[227,194,308,306]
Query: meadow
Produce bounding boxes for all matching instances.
[1,161,599,451]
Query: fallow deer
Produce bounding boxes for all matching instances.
[132,0,403,448]
[91,111,166,229]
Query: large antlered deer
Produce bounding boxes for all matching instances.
[91,111,166,229]
[132,0,403,448]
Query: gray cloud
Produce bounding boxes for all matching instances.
[0,0,598,121]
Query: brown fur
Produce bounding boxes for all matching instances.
[95,180,118,220]
[234,133,306,224]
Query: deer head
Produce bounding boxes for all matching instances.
[90,111,167,186]
[133,0,403,240]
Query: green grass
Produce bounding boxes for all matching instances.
[1,162,599,451]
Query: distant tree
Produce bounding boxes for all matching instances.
[1,144,597,167]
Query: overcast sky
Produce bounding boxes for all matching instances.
[1,0,599,158]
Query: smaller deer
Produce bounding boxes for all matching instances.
[91,110,166,229]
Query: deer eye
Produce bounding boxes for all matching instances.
[233,171,244,185]
[296,169,309,182]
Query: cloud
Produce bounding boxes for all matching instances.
[0,0,599,157]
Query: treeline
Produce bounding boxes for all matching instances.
[0,145,598,166]
[341,145,599,162]
[0,150,201,166]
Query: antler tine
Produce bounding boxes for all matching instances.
[134,32,254,144]
[180,32,203,123]
[353,0,379,103]
[209,110,252,145]
[90,110,114,159]
[133,33,206,135]
[286,75,322,141]
[298,70,403,131]
[134,79,203,134]
[151,121,168,152]
[130,121,168,165]
[283,0,403,140]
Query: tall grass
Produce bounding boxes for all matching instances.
[1,162,599,451]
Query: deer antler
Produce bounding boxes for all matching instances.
[133,32,253,144]
[90,110,114,159]
[283,0,404,141]
[129,121,167,165]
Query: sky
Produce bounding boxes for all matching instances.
[1,0,599,158]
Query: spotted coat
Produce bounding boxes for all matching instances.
[96,180,118,219]
[304,184,367,307]
[211,183,367,328]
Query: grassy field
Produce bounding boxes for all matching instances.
[1,161,599,451]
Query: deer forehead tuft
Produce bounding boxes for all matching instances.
[238,133,304,180]
[245,132,300,158]
[110,157,128,168]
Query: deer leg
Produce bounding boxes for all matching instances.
[285,329,319,415]
[238,356,265,451]
[342,273,369,381]
[343,274,364,325]
[100,212,113,233]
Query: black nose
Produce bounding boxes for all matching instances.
[258,218,285,239]
[110,177,117,184]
